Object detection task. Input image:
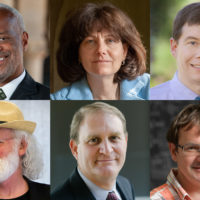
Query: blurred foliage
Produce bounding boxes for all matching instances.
[150,0,198,87]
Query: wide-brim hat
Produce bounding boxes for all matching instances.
[0,101,36,134]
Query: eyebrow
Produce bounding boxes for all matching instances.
[184,36,199,41]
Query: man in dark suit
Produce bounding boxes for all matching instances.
[52,102,135,200]
[0,101,50,199]
[0,3,49,100]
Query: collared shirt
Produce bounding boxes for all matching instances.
[0,70,26,100]
[150,169,192,200]
[78,168,122,200]
[51,73,150,100]
[150,72,199,100]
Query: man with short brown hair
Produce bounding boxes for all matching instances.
[150,3,200,100]
[150,104,200,200]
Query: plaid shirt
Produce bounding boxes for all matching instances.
[150,169,192,200]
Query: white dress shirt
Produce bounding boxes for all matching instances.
[78,168,121,200]
[0,70,26,100]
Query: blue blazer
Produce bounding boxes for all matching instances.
[51,73,149,100]
[51,168,135,200]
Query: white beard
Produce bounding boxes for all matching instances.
[0,146,19,183]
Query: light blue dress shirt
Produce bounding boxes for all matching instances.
[150,71,200,100]
[78,168,121,200]
[51,73,149,100]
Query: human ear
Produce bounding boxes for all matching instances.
[69,139,78,160]
[18,139,28,157]
[170,37,178,58]
[168,142,177,162]
[22,31,29,51]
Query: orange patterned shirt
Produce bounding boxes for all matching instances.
[150,169,192,200]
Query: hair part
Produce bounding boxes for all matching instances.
[166,104,200,146]
[0,3,25,32]
[57,2,146,83]
[14,130,43,180]
[172,2,200,41]
[70,102,127,143]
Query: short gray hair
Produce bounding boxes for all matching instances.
[70,102,127,143]
[14,130,43,180]
[0,3,25,32]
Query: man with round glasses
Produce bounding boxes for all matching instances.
[151,104,200,200]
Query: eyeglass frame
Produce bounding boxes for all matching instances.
[177,143,200,154]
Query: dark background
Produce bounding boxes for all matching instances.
[150,101,200,189]
[51,101,150,197]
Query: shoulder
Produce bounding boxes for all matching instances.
[51,178,74,200]
[51,79,93,100]
[33,81,50,99]
[121,73,150,100]
[150,183,172,200]
[26,179,50,199]
[50,86,71,100]
[150,81,172,100]
[117,175,135,199]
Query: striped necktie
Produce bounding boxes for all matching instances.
[0,88,6,100]
[106,191,119,200]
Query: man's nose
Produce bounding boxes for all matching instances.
[99,140,113,154]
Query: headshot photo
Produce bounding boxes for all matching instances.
[150,101,200,200]
[0,1,49,100]
[0,100,50,199]
[51,101,149,200]
[150,1,200,100]
[50,0,150,100]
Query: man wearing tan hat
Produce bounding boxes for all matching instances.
[0,101,49,199]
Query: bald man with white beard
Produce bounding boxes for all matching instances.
[0,101,49,199]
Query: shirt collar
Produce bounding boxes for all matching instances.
[170,71,198,100]
[78,168,121,200]
[0,70,26,100]
[167,168,192,200]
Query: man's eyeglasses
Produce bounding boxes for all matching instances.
[177,143,200,155]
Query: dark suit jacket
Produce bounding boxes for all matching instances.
[10,72,49,100]
[26,177,50,200]
[51,169,135,200]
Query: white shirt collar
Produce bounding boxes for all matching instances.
[78,168,121,200]
[1,70,26,100]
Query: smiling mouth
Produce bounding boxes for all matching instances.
[191,64,200,69]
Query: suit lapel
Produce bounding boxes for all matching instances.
[116,176,134,200]
[70,169,96,200]
[10,72,37,99]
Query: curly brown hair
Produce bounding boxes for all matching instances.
[57,2,146,83]
[167,104,200,146]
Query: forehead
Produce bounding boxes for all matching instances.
[0,128,14,139]
[179,124,200,142]
[79,111,124,137]
[179,23,200,40]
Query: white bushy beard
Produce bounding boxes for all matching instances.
[0,142,19,183]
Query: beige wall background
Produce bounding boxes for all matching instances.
[50,0,150,92]
[0,0,49,85]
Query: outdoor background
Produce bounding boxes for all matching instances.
[150,0,198,87]
[51,101,150,200]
